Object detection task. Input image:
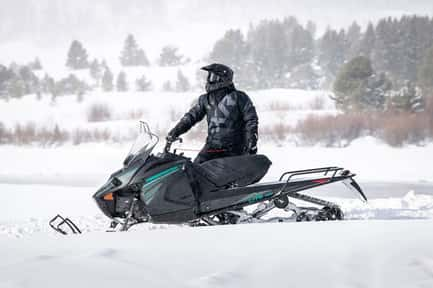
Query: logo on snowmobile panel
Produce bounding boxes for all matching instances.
[244,191,274,204]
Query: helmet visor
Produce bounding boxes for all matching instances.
[207,72,222,84]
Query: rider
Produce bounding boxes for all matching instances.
[167,63,259,164]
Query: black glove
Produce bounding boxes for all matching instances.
[247,142,258,155]
[166,133,177,143]
[246,133,258,154]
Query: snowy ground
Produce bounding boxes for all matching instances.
[1,88,433,287]
[2,219,433,288]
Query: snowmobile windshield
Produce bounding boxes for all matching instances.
[126,122,159,165]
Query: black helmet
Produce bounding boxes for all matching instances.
[201,63,234,93]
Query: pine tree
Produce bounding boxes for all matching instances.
[158,46,183,66]
[0,65,13,100]
[318,28,346,85]
[66,40,89,69]
[418,46,433,90]
[345,22,362,59]
[359,23,376,58]
[136,75,152,91]
[333,56,389,111]
[30,57,42,70]
[175,70,190,92]
[136,49,150,66]
[7,78,26,98]
[101,68,114,92]
[210,29,250,87]
[116,71,128,92]
[89,59,102,85]
[120,34,149,66]
[387,81,424,113]
[162,80,173,92]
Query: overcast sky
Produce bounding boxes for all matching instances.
[1,0,432,63]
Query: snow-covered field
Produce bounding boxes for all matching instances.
[2,217,433,288]
[1,86,433,287]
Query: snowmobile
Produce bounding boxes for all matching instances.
[50,121,366,234]
[85,122,367,232]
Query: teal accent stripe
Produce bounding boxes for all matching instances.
[145,165,181,184]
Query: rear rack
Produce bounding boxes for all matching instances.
[277,166,367,202]
[279,166,350,182]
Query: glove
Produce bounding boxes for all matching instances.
[246,133,258,154]
[166,133,177,143]
[247,142,258,155]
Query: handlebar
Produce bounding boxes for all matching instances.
[164,137,183,154]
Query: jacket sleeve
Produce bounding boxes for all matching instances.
[239,92,259,149]
[168,95,206,137]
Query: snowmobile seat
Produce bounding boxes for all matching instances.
[194,154,272,188]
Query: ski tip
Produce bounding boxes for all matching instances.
[351,178,368,202]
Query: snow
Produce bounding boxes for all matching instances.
[1,83,433,287]
[1,219,433,288]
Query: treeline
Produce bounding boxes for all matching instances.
[0,34,194,101]
[210,15,433,92]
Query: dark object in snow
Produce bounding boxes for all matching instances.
[49,214,82,235]
[92,122,367,232]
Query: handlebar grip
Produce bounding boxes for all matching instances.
[164,137,182,153]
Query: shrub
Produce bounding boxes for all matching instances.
[87,103,112,122]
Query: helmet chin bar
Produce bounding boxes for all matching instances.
[205,80,233,93]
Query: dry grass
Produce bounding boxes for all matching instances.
[268,101,298,111]
[72,128,112,145]
[87,103,112,122]
[124,108,147,120]
[260,123,293,142]
[11,122,69,146]
[296,107,433,147]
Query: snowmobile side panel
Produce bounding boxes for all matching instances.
[139,164,197,223]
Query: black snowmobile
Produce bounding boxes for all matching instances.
[88,122,366,232]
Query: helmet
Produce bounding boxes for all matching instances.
[201,63,234,93]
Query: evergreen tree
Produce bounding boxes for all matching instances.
[136,49,149,66]
[7,78,26,98]
[89,59,102,84]
[306,20,317,38]
[162,80,173,92]
[387,81,424,113]
[120,34,150,66]
[116,71,128,92]
[101,68,114,92]
[66,40,89,69]
[359,22,376,57]
[0,65,13,99]
[345,22,362,59]
[247,20,289,87]
[418,46,433,90]
[333,56,390,111]
[18,66,38,94]
[175,70,190,92]
[136,75,152,91]
[56,74,87,95]
[30,57,42,70]
[319,28,346,78]
[158,46,183,66]
[209,29,250,87]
